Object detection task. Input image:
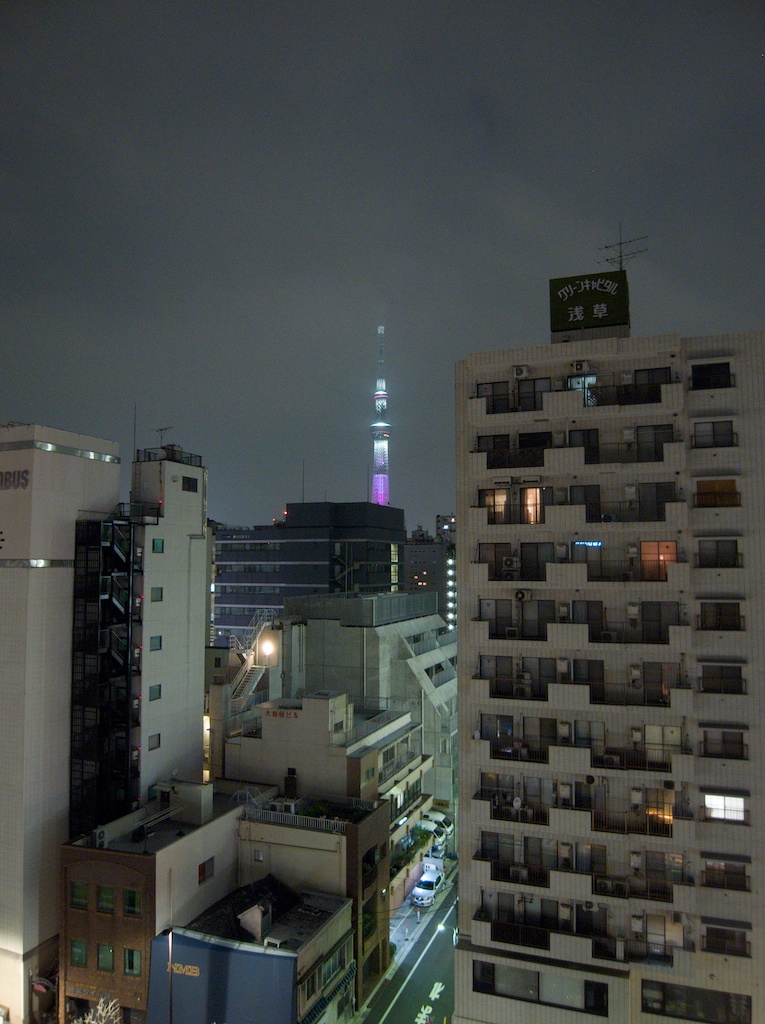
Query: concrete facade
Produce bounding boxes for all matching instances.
[0,424,121,1024]
[455,332,764,1023]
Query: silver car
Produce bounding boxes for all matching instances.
[411,869,445,907]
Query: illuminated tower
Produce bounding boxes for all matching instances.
[370,325,391,505]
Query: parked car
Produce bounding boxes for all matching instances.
[422,810,454,836]
[415,819,447,853]
[411,868,445,907]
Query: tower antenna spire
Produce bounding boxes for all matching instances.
[370,325,391,506]
[598,223,648,270]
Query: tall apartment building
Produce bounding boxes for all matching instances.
[455,310,763,1022]
[0,424,121,1024]
[213,502,406,639]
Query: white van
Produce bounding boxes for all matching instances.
[422,810,454,836]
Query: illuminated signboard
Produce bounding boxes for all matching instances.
[549,269,629,332]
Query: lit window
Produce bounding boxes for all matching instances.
[704,793,746,822]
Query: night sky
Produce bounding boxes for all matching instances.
[3,2,764,531]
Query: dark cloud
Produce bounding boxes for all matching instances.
[2,1,763,529]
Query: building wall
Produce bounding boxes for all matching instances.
[133,454,208,798]
[0,425,120,1023]
[455,332,765,1024]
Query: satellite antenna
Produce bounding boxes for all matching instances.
[155,426,173,446]
[598,223,647,269]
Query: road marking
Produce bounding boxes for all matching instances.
[376,900,455,1024]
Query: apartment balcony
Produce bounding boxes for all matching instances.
[489,740,549,764]
[478,497,686,526]
[487,675,548,700]
[593,874,673,903]
[590,743,682,772]
[591,808,675,838]
[485,858,551,888]
[591,935,684,966]
[696,613,745,632]
[490,919,554,950]
[479,438,682,473]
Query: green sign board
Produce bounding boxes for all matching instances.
[550,269,629,332]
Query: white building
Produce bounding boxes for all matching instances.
[0,424,121,1024]
[455,329,764,1023]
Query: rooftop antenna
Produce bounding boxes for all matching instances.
[155,426,173,446]
[598,223,647,270]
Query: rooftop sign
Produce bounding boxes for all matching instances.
[550,269,629,332]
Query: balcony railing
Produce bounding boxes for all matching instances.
[699,807,750,825]
[490,920,552,950]
[590,744,676,772]
[486,859,551,887]
[701,934,750,957]
[700,740,748,759]
[696,614,744,631]
[698,676,746,695]
[479,439,679,471]
[693,492,741,508]
[478,497,682,525]
[592,809,674,837]
[488,675,548,700]
[489,741,549,764]
[592,935,680,965]
[593,874,673,902]
[701,869,750,891]
[482,557,680,584]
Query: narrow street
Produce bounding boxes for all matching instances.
[361,877,457,1024]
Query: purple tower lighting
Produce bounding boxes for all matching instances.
[370,325,390,505]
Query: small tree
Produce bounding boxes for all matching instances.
[70,997,122,1024]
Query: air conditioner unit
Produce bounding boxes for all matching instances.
[559,783,572,803]
[555,543,568,561]
[625,485,637,501]
[630,665,642,681]
[505,626,519,639]
[573,360,590,373]
[553,378,564,391]
[553,431,566,447]
[631,728,642,744]
[502,555,518,570]
[631,915,644,936]
[623,427,636,442]
[558,604,569,621]
[514,365,529,379]
[621,371,634,384]
[96,829,106,849]
[627,603,639,619]
[631,787,643,806]
[555,487,568,503]
[627,544,638,558]
[514,589,530,602]
[600,631,616,642]
[556,658,570,679]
